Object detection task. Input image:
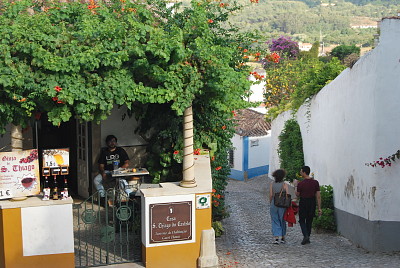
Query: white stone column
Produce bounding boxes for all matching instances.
[180,105,197,187]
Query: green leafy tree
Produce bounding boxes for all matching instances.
[330,44,361,61]
[0,0,254,221]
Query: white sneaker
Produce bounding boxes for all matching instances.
[273,239,279,244]
[280,239,286,244]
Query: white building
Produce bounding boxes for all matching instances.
[229,109,271,181]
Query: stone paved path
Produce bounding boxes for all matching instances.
[216,175,400,268]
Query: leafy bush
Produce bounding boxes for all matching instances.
[313,185,336,232]
[212,221,224,237]
[278,118,304,182]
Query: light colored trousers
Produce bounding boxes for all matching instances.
[93,170,135,197]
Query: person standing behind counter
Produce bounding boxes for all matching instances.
[93,135,134,198]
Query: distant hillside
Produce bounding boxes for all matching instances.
[225,0,399,46]
[177,0,399,46]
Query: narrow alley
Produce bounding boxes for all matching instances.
[216,175,400,267]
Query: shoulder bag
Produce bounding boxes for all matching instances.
[274,184,292,208]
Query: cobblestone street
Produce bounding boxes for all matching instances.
[216,175,400,268]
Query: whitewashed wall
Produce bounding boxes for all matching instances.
[101,106,147,147]
[232,134,243,171]
[270,18,400,222]
[248,135,270,169]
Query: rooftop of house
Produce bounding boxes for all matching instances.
[234,108,271,137]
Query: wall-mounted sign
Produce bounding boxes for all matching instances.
[42,148,69,167]
[42,148,69,175]
[0,149,40,199]
[150,201,192,244]
[250,139,259,147]
[196,194,211,209]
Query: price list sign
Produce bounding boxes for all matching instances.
[0,149,40,199]
[149,201,192,244]
[42,148,69,169]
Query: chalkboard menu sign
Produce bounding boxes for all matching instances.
[150,201,192,244]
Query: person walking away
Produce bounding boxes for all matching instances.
[294,166,322,245]
[93,135,134,199]
[269,169,288,244]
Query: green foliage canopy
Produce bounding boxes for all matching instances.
[0,0,252,134]
[0,0,255,222]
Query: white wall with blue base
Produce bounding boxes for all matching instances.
[229,134,270,181]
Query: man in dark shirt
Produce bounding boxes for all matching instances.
[93,135,131,198]
[294,166,322,245]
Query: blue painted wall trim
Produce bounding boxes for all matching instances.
[229,169,245,181]
[243,137,249,171]
[247,165,269,179]
[229,165,269,181]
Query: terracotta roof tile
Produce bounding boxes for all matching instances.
[234,109,270,137]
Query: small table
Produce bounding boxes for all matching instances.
[112,168,150,191]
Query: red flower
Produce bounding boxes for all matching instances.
[57,100,65,104]
[222,125,226,130]
[243,49,248,53]
[194,148,201,155]
[208,19,214,23]
[231,110,237,116]
[52,97,58,101]
[211,156,215,161]
[215,166,222,171]
[54,86,62,92]
[173,150,179,155]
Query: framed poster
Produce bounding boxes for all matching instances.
[0,149,40,199]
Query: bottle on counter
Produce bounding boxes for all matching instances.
[52,176,59,200]
[61,178,69,199]
[42,177,50,201]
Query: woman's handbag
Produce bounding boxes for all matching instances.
[274,184,292,208]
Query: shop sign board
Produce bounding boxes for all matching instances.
[42,148,69,168]
[0,149,40,199]
[150,201,192,244]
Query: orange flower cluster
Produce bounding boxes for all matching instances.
[250,71,265,80]
[194,148,201,155]
[215,166,222,171]
[212,188,224,207]
[88,0,99,9]
[250,0,259,3]
[265,52,280,63]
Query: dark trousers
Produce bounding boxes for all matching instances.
[299,197,316,237]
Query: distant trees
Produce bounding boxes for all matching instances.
[225,0,397,46]
[330,44,361,60]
